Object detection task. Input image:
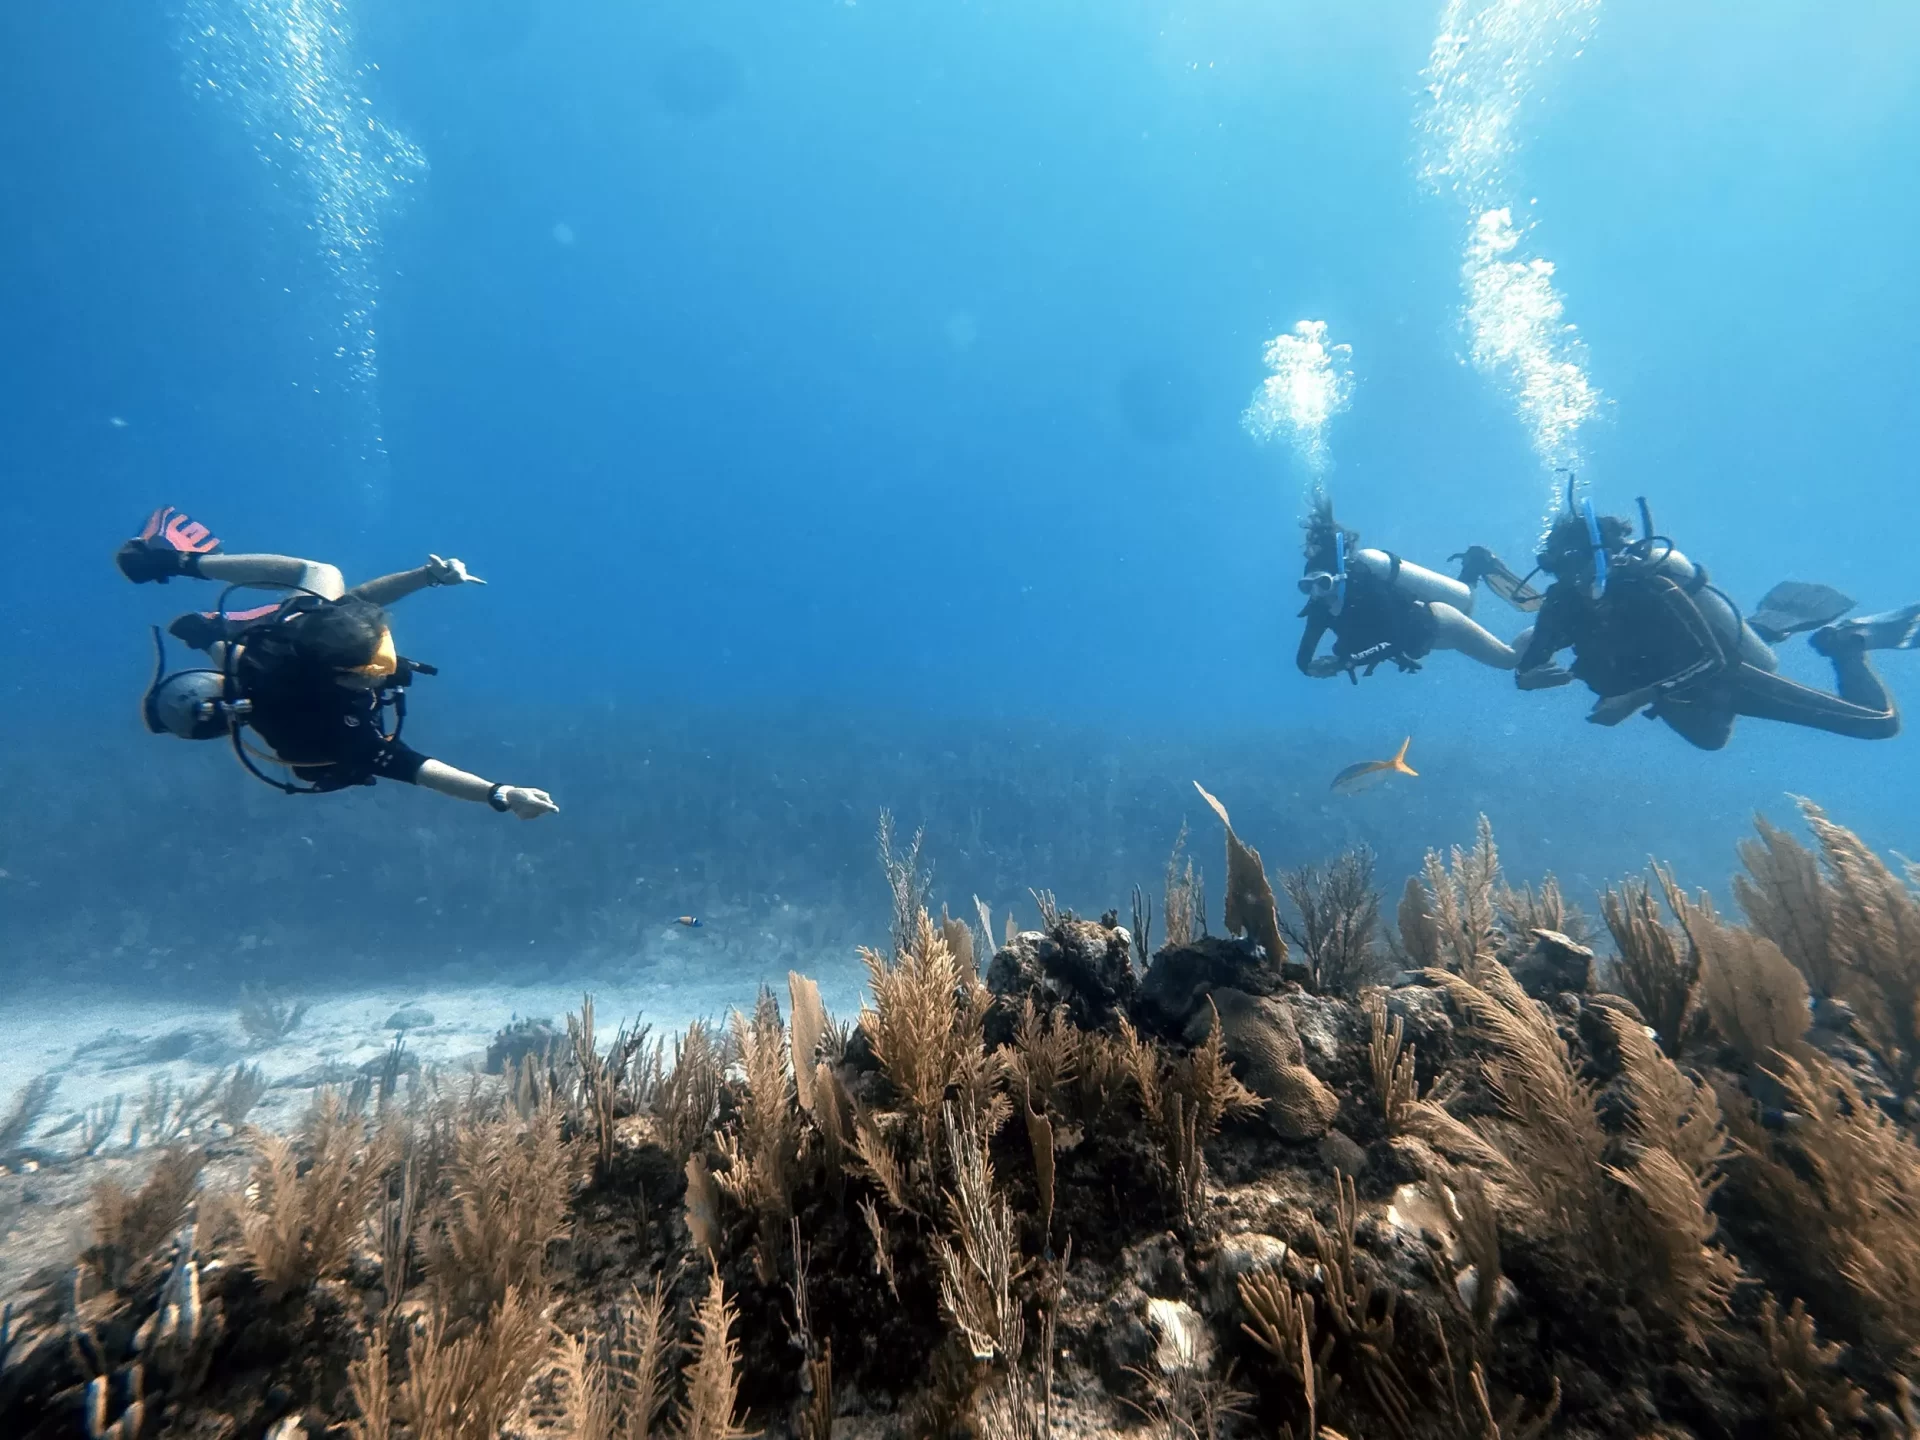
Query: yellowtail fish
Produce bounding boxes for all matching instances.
[675,915,703,928]
[1330,737,1418,795]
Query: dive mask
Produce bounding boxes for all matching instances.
[1297,531,1349,615]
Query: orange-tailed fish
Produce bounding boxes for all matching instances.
[675,915,703,928]
[1330,738,1418,795]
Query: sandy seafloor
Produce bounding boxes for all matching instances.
[0,917,871,1306]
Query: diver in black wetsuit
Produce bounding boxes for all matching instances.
[1496,495,1920,750]
[1295,497,1536,682]
[118,506,560,816]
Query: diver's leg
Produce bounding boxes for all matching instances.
[194,554,347,600]
[1726,648,1899,741]
[1427,602,1520,669]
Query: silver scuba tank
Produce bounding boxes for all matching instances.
[1349,548,1476,614]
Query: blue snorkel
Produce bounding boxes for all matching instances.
[1581,498,1608,597]
[1331,529,1348,616]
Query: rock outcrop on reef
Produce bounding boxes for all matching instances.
[3,795,1920,1440]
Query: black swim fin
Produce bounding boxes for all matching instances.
[1748,581,1855,643]
[1817,601,1920,653]
[1451,545,1544,613]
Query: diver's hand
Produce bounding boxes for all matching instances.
[1515,664,1572,691]
[1587,688,1655,726]
[427,554,487,586]
[500,786,559,819]
[1307,656,1345,679]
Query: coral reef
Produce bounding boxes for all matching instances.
[3,798,1920,1438]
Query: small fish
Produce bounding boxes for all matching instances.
[675,915,703,928]
[1330,737,1419,795]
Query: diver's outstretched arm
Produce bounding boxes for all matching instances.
[415,759,558,819]
[193,554,346,600]
[351,556,486,606]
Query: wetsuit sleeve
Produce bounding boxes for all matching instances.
[350,566,438,606]
[1515,588,1569,671]
[1296,614,1329,674]
[371,739,430,785]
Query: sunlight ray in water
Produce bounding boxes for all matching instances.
[179,0,425,497]
[1417,0,1602,497]
[1242,319,1356,483]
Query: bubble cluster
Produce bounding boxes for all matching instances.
[1417,0,1602,477]
[180,0,425,476]
[1242,320,1356,478]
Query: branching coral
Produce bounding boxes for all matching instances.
[136,1073,223,1148]
[934,1103,1023,1368]
[715,988,804,1282]
[428,1099,572,1320]
[1602,872,1700,1058]
[0,1073,58,1164]
[1496,872,1592,950]
[1422,815,1501,976]
[91,1146,206,1291]
[878,808,934,954]
[394,1284,552,1440]
[678,1268,752,1440]
[1280,848,1386,997]
[1725,1052,1920,1368]
[1781,800,1920,1098]
[1427,957,1737,1345]
[237,986,309,1046]
[242,1091,393,1302]
[1735,812,1843,997]
[656,1022,726,1168]
[1363,992,1418,1131]
[1117,1005,1258,1226]
[859,906,1002,1191]
[1758,1296,1867,1437]
[219,1064,269,1132]
[1395,875,1442,971]
[1164,820,1206,949]
[1239,1174,1411,1435]
[1669,890,1815,1077]
[568,994,653,1181]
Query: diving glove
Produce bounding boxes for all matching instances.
[116,506,221,584]
[117,540,198,584]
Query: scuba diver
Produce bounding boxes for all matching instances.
[119,506,561,816]
[1490,488,1920,750]
[1295,495,1539,683]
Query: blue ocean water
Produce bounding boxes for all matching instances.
[1,0,1916,997]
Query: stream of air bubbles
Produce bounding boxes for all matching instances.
[1417,0,1602,510]
[1242,320,1356,485]
[181,0,425,504]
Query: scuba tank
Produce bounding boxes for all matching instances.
[1348,548,1476,613]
